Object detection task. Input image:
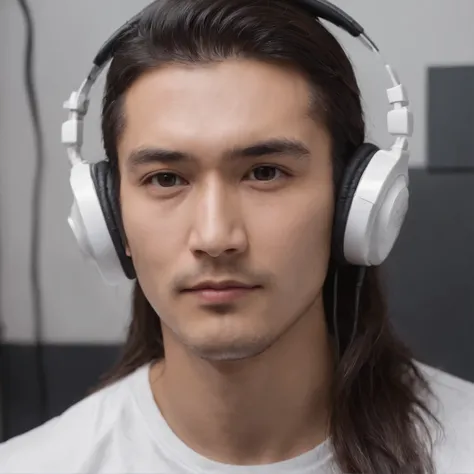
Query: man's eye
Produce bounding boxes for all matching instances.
[248,166,285,182]
[146,172,186,187]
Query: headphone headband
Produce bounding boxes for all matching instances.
[93,0,366,68]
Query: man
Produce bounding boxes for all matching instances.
[1,1,473,473]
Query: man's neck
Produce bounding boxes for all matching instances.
[150,298,335,465]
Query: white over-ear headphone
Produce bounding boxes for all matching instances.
[61,0,413,286]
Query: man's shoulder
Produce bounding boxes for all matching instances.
[417,360,474,421]
[415,361,474,472]
[0,371,135,473]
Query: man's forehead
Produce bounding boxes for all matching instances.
[117,59,322,162]
[122,59,313,120]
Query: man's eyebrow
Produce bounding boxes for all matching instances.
[126,138,310,171]
[228,139,310,160]
[126,148,190,170]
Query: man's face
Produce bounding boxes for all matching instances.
[117,59,334,360]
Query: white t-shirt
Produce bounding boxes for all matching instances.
[0,361,473,474]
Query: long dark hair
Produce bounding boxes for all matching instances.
[95,1,443,472]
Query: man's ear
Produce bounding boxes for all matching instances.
[125,244,131,257]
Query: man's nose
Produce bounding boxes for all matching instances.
[188,184,248,259]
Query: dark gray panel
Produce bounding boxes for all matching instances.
[0,345,121,441]
[427,65,474,171]
[383,169,474,381]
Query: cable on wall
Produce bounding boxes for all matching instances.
[17,0,48,427]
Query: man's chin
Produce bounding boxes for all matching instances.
[188,339,271,362]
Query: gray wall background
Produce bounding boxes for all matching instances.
[0,0,473,440]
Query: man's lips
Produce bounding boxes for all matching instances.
[182,281,260,304]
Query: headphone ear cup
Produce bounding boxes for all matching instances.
[332,143,380,266]
[90,161,136,280]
